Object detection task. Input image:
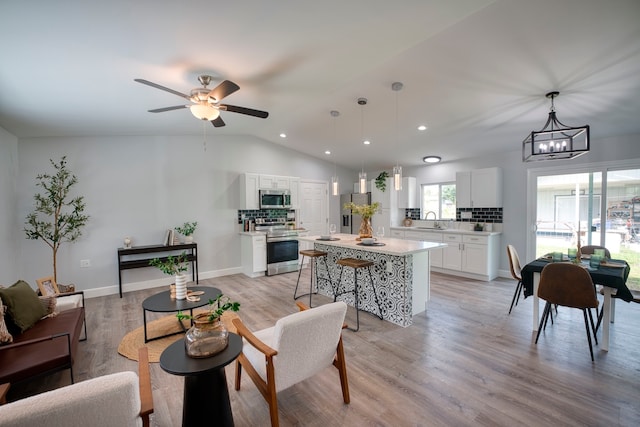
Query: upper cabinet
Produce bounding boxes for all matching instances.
[240,173,260,210]
[259,174,290,190]
[398,177,417,209]
[456,167,503,208]
[370,177,397,209]
[289,177,300,209]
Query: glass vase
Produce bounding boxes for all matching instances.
[358,216,373,239]
[184,315,229,358]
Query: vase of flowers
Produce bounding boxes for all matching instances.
[178,294,240,358]
[343,202,380,239]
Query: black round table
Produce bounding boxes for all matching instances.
[160,333,243,427]
[141,286,221,342]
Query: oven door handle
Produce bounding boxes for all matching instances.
[267,236,299,243]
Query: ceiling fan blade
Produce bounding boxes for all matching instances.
[207,80,240,102]
[134,79,191,100]
[211,116,226,127]
[220,104,269,119]
[148,105,188,113]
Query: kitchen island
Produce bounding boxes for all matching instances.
[298,234,446,327]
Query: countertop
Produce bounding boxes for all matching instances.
[298,233,446,256]
[390,226,501,236]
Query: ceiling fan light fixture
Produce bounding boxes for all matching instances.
[190,103,220,121]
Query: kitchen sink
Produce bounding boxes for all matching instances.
[416,226,441,230]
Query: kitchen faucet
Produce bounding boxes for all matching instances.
[424,211,437,220]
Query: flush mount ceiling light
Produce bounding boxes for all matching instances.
[423,156,441,164]
[522,91,590,162]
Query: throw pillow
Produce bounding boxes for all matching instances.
[0,296,13,344]
[0,280,47,333]
[39,295,58,318]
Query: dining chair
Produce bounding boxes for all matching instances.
[580,245,611,259]
[232,301,349,427]
[506,245,523,314]
[535,263,599,361]
[595,288,640,333]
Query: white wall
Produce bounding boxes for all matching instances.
[404,133,640,275]
[0,127,19,284]
[13,134,354,296]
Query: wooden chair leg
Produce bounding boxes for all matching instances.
[265,358,279,427]
[333,336,350,404]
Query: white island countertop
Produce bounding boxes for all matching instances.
[298,233,446,256]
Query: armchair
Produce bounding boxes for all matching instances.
[233,301,349,427]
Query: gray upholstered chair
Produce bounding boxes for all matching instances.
[233,301,349,427]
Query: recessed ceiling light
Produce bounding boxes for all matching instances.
[325,150,331,155]
[363,140,371,145]
[418,125,427,131]
[423,156,441,164]
[279,133,287,138]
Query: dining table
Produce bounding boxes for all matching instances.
[521,256,632,351]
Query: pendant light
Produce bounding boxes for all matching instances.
[522,91,590,162]
[330,110,340,196]
[392,82,403,191]
[358,98,368,194]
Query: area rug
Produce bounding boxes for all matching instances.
[118,310,240,363]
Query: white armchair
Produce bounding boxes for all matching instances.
[233,301,350,427]
[0,347,153,427]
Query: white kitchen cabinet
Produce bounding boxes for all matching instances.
[398,177,417,209]
[240,173,260,210]
[297,230,311,265]
[289,177,300,209]
[259,174,290,190]
[405,230,443,268]
[461,236,488,276]
[390,229,405,239]
[439,232,499,280]
[441,233,463,270]
[240,233,266,278]
[370,177,398,209]
[456,167,502,208]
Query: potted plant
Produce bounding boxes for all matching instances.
[175,221,197,243]
[177,294,241,358]
[375,171,389,192]
[24,156,90,283]
[343,201,381,239]
[149,251,189,300]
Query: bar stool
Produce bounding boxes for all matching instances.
[294,249,333,307]
[334,257,383,331]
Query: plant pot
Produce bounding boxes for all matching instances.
[184,235,193,244]
[184,315,229,358]
[358,217,373,240]
[174,273,187,300]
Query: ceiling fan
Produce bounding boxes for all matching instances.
[134,75,269,127]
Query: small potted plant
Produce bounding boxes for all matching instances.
[178,294,241,358]
[175,221,198,243]
[149,251,189,300]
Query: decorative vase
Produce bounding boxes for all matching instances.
[174,273,187,300]
[184,235,193,244]
[184,315,229,358]
[358,216,373,240]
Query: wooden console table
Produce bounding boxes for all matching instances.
[117,243,198,298]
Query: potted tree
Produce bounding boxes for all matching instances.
[149,252,189,300]
[175,221,198,243]
[178,294,241,358]
[24,156,90,283]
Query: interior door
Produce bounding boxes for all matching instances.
[299,181,328,236]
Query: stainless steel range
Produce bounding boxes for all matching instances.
[255,218,300,276]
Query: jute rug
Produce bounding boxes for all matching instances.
[117,310,239,363]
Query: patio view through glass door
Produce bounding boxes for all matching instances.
[534,168,640,290]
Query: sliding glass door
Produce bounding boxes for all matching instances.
[531,166,639,290]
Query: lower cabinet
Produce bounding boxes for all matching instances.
[240,234,266,278]
[392,228,500,281]
[297,231,311,265]
[405,230,443,268]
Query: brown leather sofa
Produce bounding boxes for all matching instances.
[0,306,85,385]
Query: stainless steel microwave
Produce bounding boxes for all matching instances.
[259,189,292,209]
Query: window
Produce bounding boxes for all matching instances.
[421,183,456,219]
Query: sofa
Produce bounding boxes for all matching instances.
[0,347,154,427]
[0,280,85,386]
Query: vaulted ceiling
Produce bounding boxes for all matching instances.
[1,0,639,170]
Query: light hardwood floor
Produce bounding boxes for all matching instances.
[8,270,640,426]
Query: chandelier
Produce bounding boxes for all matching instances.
[522,91,589,162]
